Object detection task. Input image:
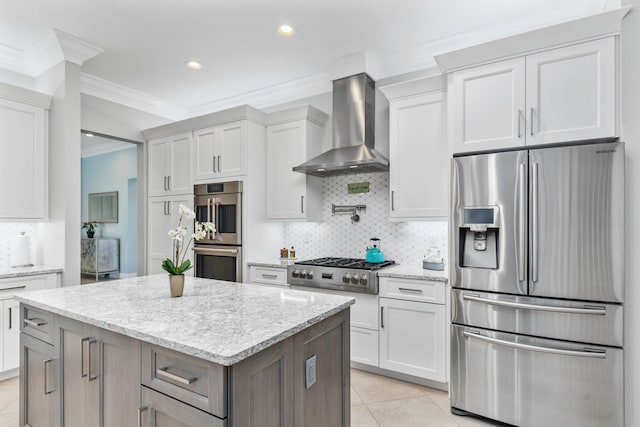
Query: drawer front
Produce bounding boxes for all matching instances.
[379,277,445,304]
[21,305,55,344]
[351,327,378,366]
[250,266,287,285]
[141,386,226,427]
[141,343,227,417]
[0,274,57,298]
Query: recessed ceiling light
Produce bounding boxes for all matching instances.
[85,132,94,137]
[278,24,296,36]
[185,60,202,70]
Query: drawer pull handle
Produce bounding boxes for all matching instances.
[24,318,47,328]
[138,406,148,427]
[262,274,278,279]
[44,358,54,395]
[156,367,196,385]
[398,287,422,293]
[2,285,26,292]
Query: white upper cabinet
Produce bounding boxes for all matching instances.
[148,132,192,197]
[0,92,50,219]
[451,58,526,153]
[451,37,617,154]
[193,121,247,181]
[525,37,616,145]
[381,75,448,220]
[266,106,327,221]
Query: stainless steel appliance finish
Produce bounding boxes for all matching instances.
[292,73,389,177]
[450,142,624,427]
[287,257,395,294]
[194,181,243,282]
[194,181,242,246]
[193,245,242,282]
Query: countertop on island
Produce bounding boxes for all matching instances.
[0,265,62,279]
[16,274,354,366]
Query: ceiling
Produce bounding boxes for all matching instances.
[0,0,619,119]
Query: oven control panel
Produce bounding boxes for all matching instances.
[287,266,378,294]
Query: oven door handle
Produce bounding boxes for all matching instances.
[194,247,239,256]
[208,198,217,240]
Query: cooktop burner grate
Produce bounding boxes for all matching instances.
[295,257,395,270]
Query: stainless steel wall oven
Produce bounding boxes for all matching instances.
[193,181,243,282]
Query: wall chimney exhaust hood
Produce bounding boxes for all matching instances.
[292,73,389,177]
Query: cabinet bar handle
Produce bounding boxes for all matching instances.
[43,358,54,395]
[212,156,216,172]
[167,176,171,190]
[262,274,278,279]
[517,109,522,138]
[398,287,423,293]
[163,176,167,191]
[8,307,11,329]
[530,108,534,136]
[156,367,197,385]
[381,306,384,328]
[138,406,148,427]
[391,191,395,211]
[23,318,47,328]
[218,155,221,172]
[300,195,304,213]
[2,285,26,292]
[81,337,90,378]
[88,339,98,381]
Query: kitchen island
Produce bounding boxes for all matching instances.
[16,275,354,427]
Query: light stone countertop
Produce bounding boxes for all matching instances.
[246,259,295,269]
[16,274,353,366]
[377,264,449,282]
[0,265,63,279]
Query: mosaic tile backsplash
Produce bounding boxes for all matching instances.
[283,172,448,268]
[0,223,38,267]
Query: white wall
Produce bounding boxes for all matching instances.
[620,2,639,426]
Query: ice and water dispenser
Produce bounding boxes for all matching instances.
[459,207,499,269]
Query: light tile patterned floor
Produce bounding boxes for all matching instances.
[0,369,504,426]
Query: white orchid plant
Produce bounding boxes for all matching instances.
[162,204,215,275]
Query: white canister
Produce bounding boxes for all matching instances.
[11,232,33,267]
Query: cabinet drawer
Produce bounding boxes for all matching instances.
[379,277,445,304]
[21,305,55,344]
[141,386,226,427]
[141,343,227,417]
[249,266,287,285]
[0,274,57,298]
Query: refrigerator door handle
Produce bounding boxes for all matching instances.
[462,293,607,315]
[463,330,606,359]
[531,162,539,284]
[517,163,526,284]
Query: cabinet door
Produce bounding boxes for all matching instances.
[169,133,193,194]
[350,327,378,366]
[20,333,59,427]
[389,91,448,219]
[266,121,309,219]
[148,138,172,197]
[452,58,526,153]
[148,198,174,275]
[193,126,218,179]
[217,122,246,177]
[0,98,47,218]
[3,298,20,371]
[60,323,99,427]
[525,37,616,145]
[379,298,446,381]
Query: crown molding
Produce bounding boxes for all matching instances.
[52,29,103,66]
[80,73,187,120]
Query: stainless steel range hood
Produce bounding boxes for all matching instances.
[292,73,388,177]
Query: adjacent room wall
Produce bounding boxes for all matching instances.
[81,146,137,275]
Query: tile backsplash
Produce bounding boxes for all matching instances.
[0,223,37,267]
[283,172,448,268]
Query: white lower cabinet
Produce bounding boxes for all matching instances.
[248,265,289,289]
[350,326,378,366]
[378,277,447,382]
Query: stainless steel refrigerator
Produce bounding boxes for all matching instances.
[450,142,624,427]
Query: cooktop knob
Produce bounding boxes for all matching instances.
[350,274,359,284]
[342,274,351,283]
[306,271,314,280]
[291,270,299,278]
[359,275,368,285]
[299,270,307,279]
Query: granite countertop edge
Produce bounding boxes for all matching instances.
[0,265,63,279]
[377,264,449,282]
[247,260,293,269]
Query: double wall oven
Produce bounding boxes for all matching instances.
[193,181,243,282]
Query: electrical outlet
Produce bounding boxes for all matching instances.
[305,354,317,388]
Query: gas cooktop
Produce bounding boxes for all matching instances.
[294,257,395,270]
[288,257,396,294]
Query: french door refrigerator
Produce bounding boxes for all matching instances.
[450,142,624,427]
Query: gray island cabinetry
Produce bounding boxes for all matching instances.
[17,275,354,427]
